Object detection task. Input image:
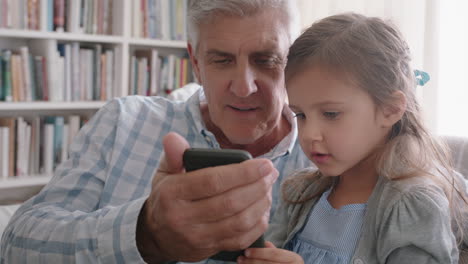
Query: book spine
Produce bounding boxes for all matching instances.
[28,54,37,100]
[105,49,113,99]
[47,0,53,31]
[53,0,64,31]
[41,56,49,100]
[34,56,44,100]
[2,50,13,102]
[0,127,9,179]
[0,51,3,100]
[43,122,54,174]
[93,44,101,100]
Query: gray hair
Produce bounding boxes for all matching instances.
[187,0,300,52]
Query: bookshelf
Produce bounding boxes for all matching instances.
[0,0,191,204]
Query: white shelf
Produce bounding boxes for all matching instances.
[0,29,123,44]
[128,38,187,48]
[0,29,188,48]
[0,176,52,205]
[0,175,52,189]
[0,101,107,117]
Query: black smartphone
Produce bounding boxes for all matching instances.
[182,148,265,262]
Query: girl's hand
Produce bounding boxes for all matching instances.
[237,241,304,264]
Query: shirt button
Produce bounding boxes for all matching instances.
[353,258,364,264]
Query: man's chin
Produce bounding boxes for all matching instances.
[224,130,261,145]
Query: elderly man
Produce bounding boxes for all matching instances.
[0,0,311,263]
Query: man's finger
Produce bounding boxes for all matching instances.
[181,174,274,222]
[161,132,190,174]
[172,159,278,200]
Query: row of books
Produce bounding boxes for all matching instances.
[0,44,116,102]
[132,0,187,41]
[130,50,193,97]
[0,115,84,179]
[0,0,114,35]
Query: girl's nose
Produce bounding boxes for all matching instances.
[301,120,323,143]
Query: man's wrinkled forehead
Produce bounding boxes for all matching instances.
[196,8,290,50]
[199,17,289,55]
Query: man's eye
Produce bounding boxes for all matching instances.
[293,112,305,119]
[256,58,274,65]
[323,112,340,119]
[255,57,281,67]
[214,58,232,65]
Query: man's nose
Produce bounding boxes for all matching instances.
[230,63,258,97]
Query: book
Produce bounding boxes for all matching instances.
[53,0,65,32]
[10,54,22,102]
[71,42,81,101]
[19,46,32,101]
[129,55,137,95]
[0,52,3,100]
[2,50,13,102]
[53,116,64,167]
[34,56,44,100]
[28,54,37,100]
[15,117,26,176]
[0,126,9,179]
[29,117,40,174]
[41,56,49,100]
[0,118,16,177]
[43,123,54,174]
[67,115,80,147]
[61,124,68,162]
[105,49,113,100]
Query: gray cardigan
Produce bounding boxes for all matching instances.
[266,172,460,264]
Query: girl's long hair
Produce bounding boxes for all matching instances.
[283,13,467,246]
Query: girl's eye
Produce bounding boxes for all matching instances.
[293,112,305,119]
[323,112,340,119]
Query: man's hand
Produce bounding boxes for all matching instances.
[237,241,304,264]
[136,132,279,263]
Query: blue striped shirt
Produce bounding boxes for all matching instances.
[286,188,367,264]
[0,89,312,263]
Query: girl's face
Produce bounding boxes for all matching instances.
[287,65,392,178]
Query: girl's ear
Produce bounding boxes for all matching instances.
[379,91,407,127]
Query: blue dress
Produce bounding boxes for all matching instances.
[285,188,367,264]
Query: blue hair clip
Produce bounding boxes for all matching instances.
[414,70,430,86]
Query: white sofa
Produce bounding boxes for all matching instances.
[0,135,467,262]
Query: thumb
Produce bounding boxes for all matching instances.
[264,241,277,248]
[160,132,190,174]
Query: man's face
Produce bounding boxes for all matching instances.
[189,8,290,145]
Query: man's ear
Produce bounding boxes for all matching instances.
[379,91,407,127]
[187,43,202,83]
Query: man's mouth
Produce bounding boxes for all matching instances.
[230,105,257,111]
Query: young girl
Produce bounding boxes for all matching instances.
[238,13,468,264]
